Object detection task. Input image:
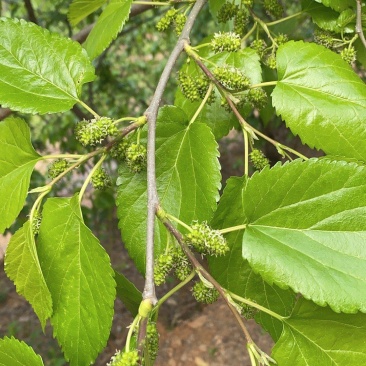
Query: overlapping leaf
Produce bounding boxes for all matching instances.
[4,222,52,330]
[272,41,366,162]
[210,177,295,341]
[84,0,133,60]
[68,0,107,26]
[239,159,366,313]
[0,118,41,233]
[175,48,261,139]
[117,106,221,273]
[0,337,44,366]
[37,196,116,366]
[115,271,142,316]
[272,298,366,365]
[0,18,95,114]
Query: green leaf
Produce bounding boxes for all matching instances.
[68,0,107,26]
[0,337,44,366]
[114,270,142,317]
[84,0,133,60]
[175,47,262,139]
[0,117,40,233]
[272,298,366,365]
[0,18,95,114]
[4,222,52,330]
[240,159,366,313]
[117,106,221,273]
[210,177,295,341]
[301,0,342,32]
[317,0,354,12]
[37,196,116,366]
[272,41,366,162]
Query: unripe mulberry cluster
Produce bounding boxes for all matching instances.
[211,32,241,53]
[48,158,69,179]
[264,0,284,18]
[184,222,229,257]
[250,39,267,58]
[192,281,219,304]
[234,8,250,37]
[75,117,118,147]
[314,29,335,49]
[213,66,250,91]
[126,143,147,173]
[217,2,238,23]
[340,47,356,64]
[247,88,268,109]
[107,349,139,366]
[239,302,258,319]
[250,149,269,170]
[91,168,111,190]
[178,71,214,104]
[147,322,159,362]
[32,211,42,235]
[156,8,187,36]
[154,245,192,285]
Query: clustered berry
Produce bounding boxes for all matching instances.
[264,0,284,18]
[91,168,111,190]
[125,143,147,173]
[247,88,268,109]
[156,8,186,35]
[184,222,229,257]
[75,117,118,147]
[234,8,250,37]
[274,33,288,46]
[211,32,241,53]
[314,29,335,49]
[250,149,270,170]
[154,253,174,286]
[239,302,258,319]
[242,0,253,6]
[174,13,187,36]
[156,8,177,31]
[265,54,277,69]
[146,322,159,362]
[340,46,356,64]
[48,158,69,179]
[107,349,139,366]
[217,2,238,23]
[250,39,267,58]
[178,72,214,104]
[192,281,219,304]
[110,139,130,161]
[32,211,42,235]
[154,245,192,285]
[213,66,250,91]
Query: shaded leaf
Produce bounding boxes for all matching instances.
[115,270,142,317]
[84,0,133,60]
[117,106,221,273]
[0,337,44,366]
[210,177,295,341]
[240,159,366,313]
[68,0,107,26]
[273,298,366,365]
[0,118,40,233]
[37,196,116,366]
[4,222,52,330]
[272,41,366,162]
[0,18,95,114]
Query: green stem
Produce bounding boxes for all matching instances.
[220,224,247,235]
[78,154,108,203]
[77,100,100,118]
[29,188,51,233]
[243,128,249,176]
[250,81,277,89]
[165,214,192,232]
[242,23,257,43]
[133,1,170,5]
[193,43,210,50]
[266,11,304,26]
[229,292,285,321]
[154,271,195,312]
[189,83,214,125]
[126,315,141,352]
[114,117,138,124]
